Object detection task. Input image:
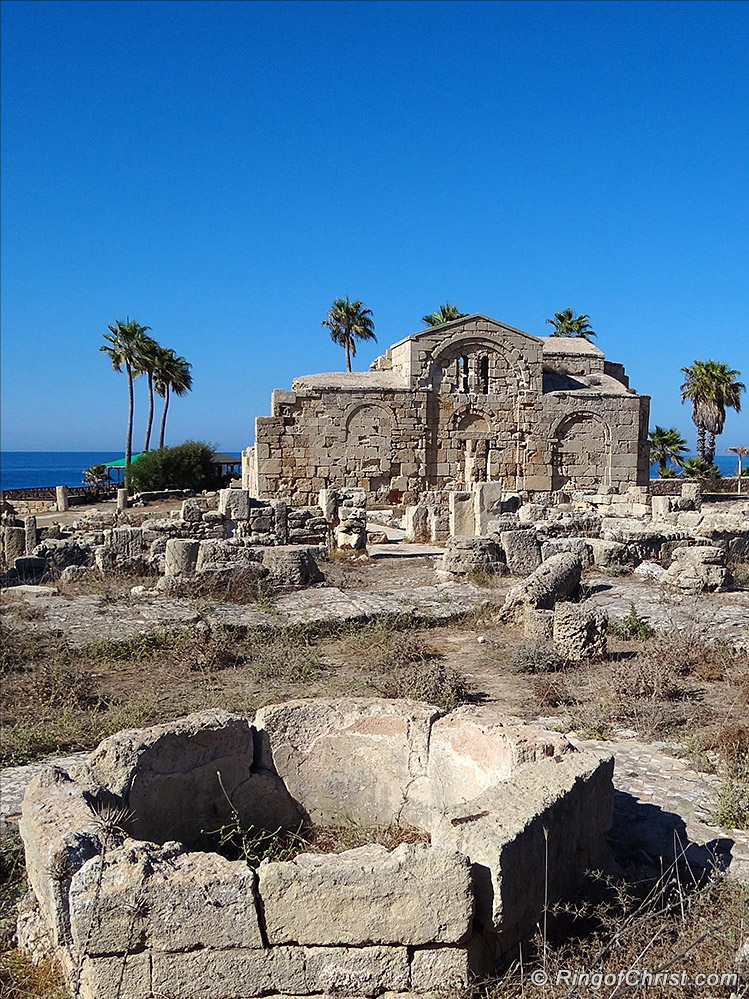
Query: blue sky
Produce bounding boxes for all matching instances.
[2,0,747,454]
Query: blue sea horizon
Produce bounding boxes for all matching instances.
[0,450,741,492]
[0,450,243,492]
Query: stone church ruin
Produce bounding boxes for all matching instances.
[243,314,650,506]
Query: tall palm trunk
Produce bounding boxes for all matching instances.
[125,363,134,466]
[696,426,706,461]
[158,385,170,449]
[143,373,155,451]
[345,340,352,372]
[705,432,716,464]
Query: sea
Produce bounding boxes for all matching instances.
[0,450,742,492]
[0,451,242,492]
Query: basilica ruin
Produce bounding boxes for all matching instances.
[242,314,650,506]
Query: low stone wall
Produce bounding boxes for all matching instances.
[18,701,613,998]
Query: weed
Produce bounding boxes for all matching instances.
[243,629,324,683]
[304,820,429,854]
[530,675,573,709]
[561,700,615,740]
[609,604,656,640]
[371,631,471,710]
[510,643,566,674]
[467,569,506,589]
[0,825,25,950]
[79,629,186,663]
[728,562,749,590]
[480,866,748,999]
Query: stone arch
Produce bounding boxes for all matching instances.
[428,334,532,393]
[343,403,396,491]
[343,401,396,435]
[550,411,612,491]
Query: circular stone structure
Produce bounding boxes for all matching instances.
[17,699,614,999]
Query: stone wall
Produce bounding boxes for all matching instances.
[244,314,650,507]
[18,701,613,998]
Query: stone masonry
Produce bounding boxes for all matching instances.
[243,314,650,506]
[18,702,613,998]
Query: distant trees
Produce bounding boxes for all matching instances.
[83,463,110,496]
[321,296,377,372]
[648,426,688,476]
[99,320,152,466]
[545,308,596,340]
[125,441,220,492]
[100,320,193,464]
[421,303,467,327]
[680,360,744,463]
[153,348,193,450]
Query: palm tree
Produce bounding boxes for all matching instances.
[99,319,152,465]
[680,360,745,462]
[136,334,162,452]
[545,308,596,340]
[681,457,720,480]
[648,426,688,476]
[421,303,467,327]
[321,296,376,372]
[154,347,193,449]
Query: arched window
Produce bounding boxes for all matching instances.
[460,356,469,393]
[479,355,489,393]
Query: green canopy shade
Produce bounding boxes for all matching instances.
[103,453,145,468]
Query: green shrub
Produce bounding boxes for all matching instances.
[610,604,656,640]
[509,642,565,674]
[125,441,226,492]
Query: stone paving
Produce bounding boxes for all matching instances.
[5,580,491,645]
[569,731,749,882]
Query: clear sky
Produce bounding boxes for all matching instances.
[2,0,747,454]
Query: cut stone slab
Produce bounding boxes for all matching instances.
[80,710,255,845]
[432,749,614,957]
[411,947,470,993]
[150,945,409,999]
[258,843,473,946]
[69,841,263,956]
[254,698,440,826]
[426,706,572,812]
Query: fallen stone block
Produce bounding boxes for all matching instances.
[553,602,608,661]
[661,545,729,594]
[502,552,582,616]
[500,529,542,576]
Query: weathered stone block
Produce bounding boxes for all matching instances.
[69,842,263,956]
[164,538,199,576]
[180,498,203,522]
[500,530,542,576]
[261,546,324,588]
[254,698,439,826]
[411,946,470,993]
[259,843,472,946]
[80,710,255,845]
[553,602,608,661]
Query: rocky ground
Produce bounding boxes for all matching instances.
[1,498,748,997]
